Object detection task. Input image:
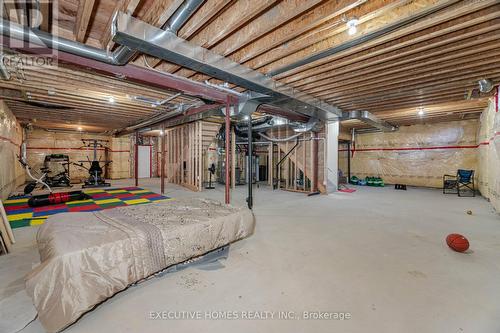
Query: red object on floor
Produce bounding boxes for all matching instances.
[339,188,356,193]
[446,234,470,252]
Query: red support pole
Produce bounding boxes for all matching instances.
[225,97,231,204]
[312,132,319,193]
[134,131,139,187]
[160,123,165,194]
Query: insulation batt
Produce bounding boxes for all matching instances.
[339,120,478,188]
[25,198,255,332]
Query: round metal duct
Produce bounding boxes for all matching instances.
[478,79,494,93]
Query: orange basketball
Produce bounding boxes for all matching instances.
[446,233,469,252]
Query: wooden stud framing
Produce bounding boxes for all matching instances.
[74,0,96,42]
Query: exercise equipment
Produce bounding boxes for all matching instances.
[205,163,216,189]
[74,139,112,188]
[28,191,90,207]
[19,151,71,194]
[365,177,385,187]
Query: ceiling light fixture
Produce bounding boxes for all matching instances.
[346,17,359,35]
[417,107,425,116]
[108,96,115,104]
[77,126,83,131]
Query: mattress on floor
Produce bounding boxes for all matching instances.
[25,198,255,333]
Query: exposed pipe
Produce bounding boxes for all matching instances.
[0,0,204,66]
[204,80,243,96]
[120,104,198,133]
[113,12,343,121]
[0,17,135,65]
[164,0,205,33]
[292,117,319,133]
[341,110,397,132]
[236,116,318,135]
[259,132,302,143]
[225,96,231,204]
[312,132,319,192]
[160,122,165,194]
[134,131,139,187]
[246,116,253,209]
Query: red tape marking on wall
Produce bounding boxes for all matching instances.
[0,135,21,147]
[26,147,130,153]
[339,132,500,153]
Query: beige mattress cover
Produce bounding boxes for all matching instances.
[25,198,254,332]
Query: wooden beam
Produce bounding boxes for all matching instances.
[157,0,279,76]
[293,29,500,90]
[266,0,497,78]
[74,0,96,42]
[233,0,367,65]
[282,17,500,85]
[310,51,500,97]
[147,0,232,68]
[3,0,19,24]
[38,0,51,32]
[323,65,500,102]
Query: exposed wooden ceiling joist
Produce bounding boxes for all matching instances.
[0,0,497,131]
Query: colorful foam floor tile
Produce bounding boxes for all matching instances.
[3,187,171,229]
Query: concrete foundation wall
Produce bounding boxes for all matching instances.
[341,120,479,188]
[477,97,500,212]
[0,101,24,199]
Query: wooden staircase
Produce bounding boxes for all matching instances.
[275,136,314,193]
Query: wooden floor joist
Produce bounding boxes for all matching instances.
[0,0,497,130]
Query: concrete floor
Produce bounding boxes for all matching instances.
[2,179,500,332]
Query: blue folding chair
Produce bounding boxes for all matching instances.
[443,169,475,197]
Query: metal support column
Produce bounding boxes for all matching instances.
[225,97,231,204]
[134,131,139,187]
[247,116,253,209]
[238,95,273,209]
[347,141,351,183]
[160,123,165,194]
[312,132,319,193]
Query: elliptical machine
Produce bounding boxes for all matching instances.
[73,139,112,188]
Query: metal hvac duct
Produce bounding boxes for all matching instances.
[164,0,205,33]
[340,110,397,132]
[112,12,343,121]
[478,79,494,93]
[0,17,135,65]
[0,0,203,65]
